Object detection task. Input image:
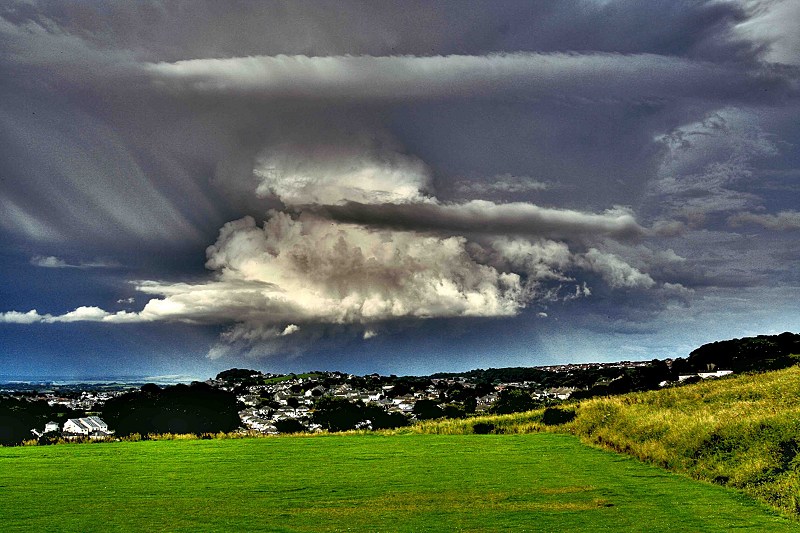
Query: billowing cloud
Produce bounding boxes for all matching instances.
[490,238,573,283]
[253,137,432,206]
[281,324,300,336]
[202,212,526,323]
[0,306,128,324]
[0,310,46,324]
[576,249,656,290]
[2,207,661,345]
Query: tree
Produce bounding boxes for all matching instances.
[274,419,306,434]
[286,396,301,416]
[491,388,537,414]
[445,383,468,402]
[412,399,443,420]
[687,332,800,373]
[0,397,54,445]
[541,407,576,426]
[101,382,241,436]
[363,404,409,430]
[463,397,478,414]
[386,382,411,398]
[441,404,466,419]
[312,397,365,432]
[216,368,264,386]
[474,382,496,397]
[141,383,162,394]
[37,430,62,446]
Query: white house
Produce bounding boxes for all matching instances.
[698,370,733,379]
[678,370,733,382]
[304,385,326,398]
[31,421,61,438]
[62,416,114,439]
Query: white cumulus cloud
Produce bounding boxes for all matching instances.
[0,310,50,324]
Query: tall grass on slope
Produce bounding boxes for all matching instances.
[403,411,547,435]
[565,365,800,516]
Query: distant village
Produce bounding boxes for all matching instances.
[227,371,576,435]
[3,332,796,446]
[6,359,735,440]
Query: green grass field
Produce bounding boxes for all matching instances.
[0,433,793,532]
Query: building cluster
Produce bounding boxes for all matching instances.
[31,416,115,440]
[44,390,128,411]
[2,383,134,411]
[537,361,653,373]
[224,372,576,434]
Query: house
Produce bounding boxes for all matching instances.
[304,385,327,398]
[678,370,733,382]
[273,391,291,404]
[31,421,61,438]
[62,416,114,439]
[237,394,261,407]
[698,370,733,379]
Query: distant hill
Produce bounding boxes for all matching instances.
[676,331,800,374]
[215,332,800,401]
[432,332,800,391]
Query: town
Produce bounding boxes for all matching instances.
[1,352,741,443]
[223,370,574,435]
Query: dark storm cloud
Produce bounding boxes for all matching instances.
[310,201,643,241]
[0,0,798,366]
[0,0,766,60]
[1,1,795,252]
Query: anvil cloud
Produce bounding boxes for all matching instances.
[0,0,798,378]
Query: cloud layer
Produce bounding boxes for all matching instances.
[145,53,794,104]
[1,0,798,370]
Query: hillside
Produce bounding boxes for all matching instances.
[412,364,800,517]
[430,331,800,398]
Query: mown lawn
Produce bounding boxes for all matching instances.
[0,433,793,532]
[409,365,800,518]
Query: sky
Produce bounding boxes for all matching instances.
[1,0,798,380]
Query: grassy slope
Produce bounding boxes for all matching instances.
[566,365,800,516]
[0,434,793,532]
[411,364,800,518]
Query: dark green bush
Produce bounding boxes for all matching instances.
[541,407,576,426]
[472,422,495,434]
